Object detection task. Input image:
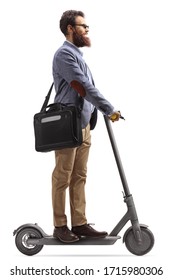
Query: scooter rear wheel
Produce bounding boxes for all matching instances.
[124,227,154,256]
[15,227,43,256]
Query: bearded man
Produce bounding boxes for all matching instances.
[52,10,120,243]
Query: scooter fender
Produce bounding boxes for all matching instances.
[123,224,148,243]
[13,223,49,237]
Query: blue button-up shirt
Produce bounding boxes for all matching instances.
[53,41,114,128]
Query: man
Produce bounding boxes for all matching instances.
[52,10,120,243]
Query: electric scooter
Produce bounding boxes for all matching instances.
[13,115,154,256]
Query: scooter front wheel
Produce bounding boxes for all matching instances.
[15,227,43,256]
[124,227,154,256]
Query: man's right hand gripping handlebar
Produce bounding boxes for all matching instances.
[108,111,125,122]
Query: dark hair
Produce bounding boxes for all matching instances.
[60,10,85,36]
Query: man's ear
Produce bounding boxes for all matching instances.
[67,24,74,35]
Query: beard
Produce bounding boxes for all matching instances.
[73,31,91,48]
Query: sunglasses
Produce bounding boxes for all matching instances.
[74,24,89,29]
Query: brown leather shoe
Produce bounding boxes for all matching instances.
[72,224,108,238]
[53,225,79,243]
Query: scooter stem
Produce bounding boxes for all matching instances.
[104,115,131,197]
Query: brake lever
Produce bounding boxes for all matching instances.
[120,115,125,120]
[118,111,125,120]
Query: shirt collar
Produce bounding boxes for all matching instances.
[64,40,83,56]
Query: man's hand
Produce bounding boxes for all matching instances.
[108,111,121,122]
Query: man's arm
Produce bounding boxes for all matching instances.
[54,48,116,116]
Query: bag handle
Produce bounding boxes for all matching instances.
[40,82,84,112]
[40,83,54,112]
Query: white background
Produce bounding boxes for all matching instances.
[1,0,173,279]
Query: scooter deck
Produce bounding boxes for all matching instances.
[27,235,121,246]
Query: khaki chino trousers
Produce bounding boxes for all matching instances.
[52,124,91,227]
